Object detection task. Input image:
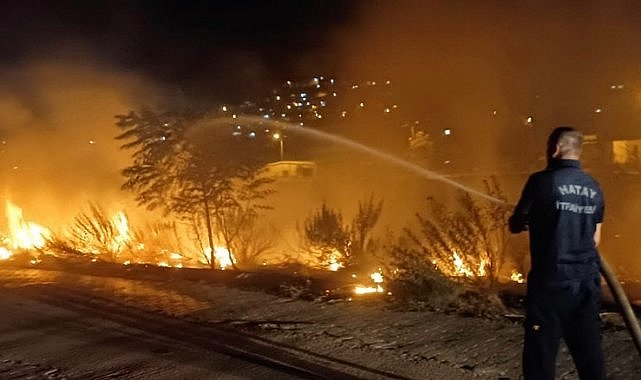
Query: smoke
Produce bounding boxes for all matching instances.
[328,1,641,164]
[0,58,163,229]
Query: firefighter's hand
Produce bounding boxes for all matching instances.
[508,215,528,233]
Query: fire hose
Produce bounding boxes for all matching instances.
[600,257,641,360]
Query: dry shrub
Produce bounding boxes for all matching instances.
[46,203,127,261]
[385,244,461,309]
[277,281,316,301]
[405,178,511,289]
[386,250,507,317]
[455,289,507,318]
[46,202,193,265]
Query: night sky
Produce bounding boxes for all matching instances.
[0,0,360,104]
[3,1,641,117]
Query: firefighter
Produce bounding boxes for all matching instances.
[509,126,605,380]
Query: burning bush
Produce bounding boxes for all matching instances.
[385,240,460,307]
[377,178,514,315]
[385,242,507,317]
[403,177,511,289]
[300,195,383,271]
[46,203,193,266]
[46,203,130,262]
[0,200,51,264]
[301,202,350,270]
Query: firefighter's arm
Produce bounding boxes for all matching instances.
[509,177,534,233]
[594,223,602,247]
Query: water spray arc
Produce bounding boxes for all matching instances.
[232,115,508,205]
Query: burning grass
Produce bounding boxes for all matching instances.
[0,195,523,318]
[0,200,240,271]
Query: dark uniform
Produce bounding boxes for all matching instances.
[509,158,605,380]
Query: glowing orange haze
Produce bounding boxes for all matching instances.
[0,60,159,230]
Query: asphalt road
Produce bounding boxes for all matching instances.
[0,285,364,380]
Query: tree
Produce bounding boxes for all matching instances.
[115,109,274,269]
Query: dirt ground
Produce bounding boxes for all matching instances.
[0,259,639,379]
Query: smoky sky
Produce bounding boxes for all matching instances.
[0,0,360,105]
[321,0,641,169]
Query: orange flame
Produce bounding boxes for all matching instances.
[5,201,50,250]
[0,247,11,260]
[354,271,385,295]
[354,284,384,294]
[451,250,475,277]
[108,211,131,253]
[202,246,236,270]
[510,270,525,283]
[328,250,344,271]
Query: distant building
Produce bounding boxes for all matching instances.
[263,161,317,179]
[611,139,641,165]
[580,135,641,173]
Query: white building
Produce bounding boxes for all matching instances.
[263,161,317,179]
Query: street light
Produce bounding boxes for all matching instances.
[272,132,284,161]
